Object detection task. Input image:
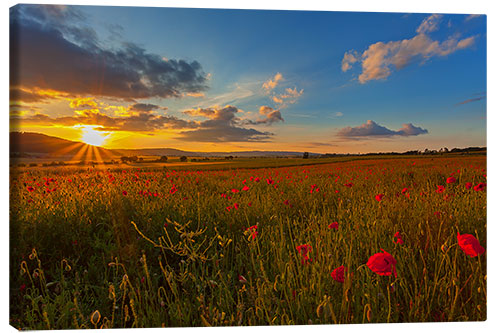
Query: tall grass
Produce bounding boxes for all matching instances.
[9,156,486,329]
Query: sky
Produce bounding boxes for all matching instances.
[9,4,486,153]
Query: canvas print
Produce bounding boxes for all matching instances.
[9,4,486,329]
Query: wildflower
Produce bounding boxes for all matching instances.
[266,178,274,185]
[231,188,239,193]
[233,203,239,210]
[27,186,35,192]
[122,190,128,196]
[330,265,345,283]
[465,182,473,189]
[457,232,485,257]
[436,185,445,193]
[366,249,397,278]
[246,225,258,239]
[344,182,353,188]
[446,177,456,184]
[474,182,486,192]
[328,222,339,230]
[401,188,408,194]
[375,194,384,202]
[242,185,250,191]
[393,231,403,244]
[296,244,313,265]
[238,275,248,283]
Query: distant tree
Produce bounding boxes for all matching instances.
[303,152,309,159]
[180,156,188,162]
[159,156,168,162]
[29,163,37,167]
[120,156,129,163]
[138,157,144,162]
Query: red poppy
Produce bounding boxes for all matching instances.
[330,265,345,283]
[246,225,258,239]
[231,188,239,193]
[446,177,456,184]
[457,232,485,257]
[465,182,473,189]
[238,275,248,283]
[296,244,313,265]
[27,186,34,192]
[393,231,403,244]
[242,185,250,191]
[473,182,486,192]
[436,185,445,193]
[344,182,353,188]
[122,190,128,196]
[366,249,397,278]
[375,194,384,202]
[401,188,408,194]
[266,178,274,185]
[328,222,339,230]
[234,203,239,210]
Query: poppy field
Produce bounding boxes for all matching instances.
[9,155,486,329]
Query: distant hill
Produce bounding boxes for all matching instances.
[9,132,319,159]
[10,132,118,160]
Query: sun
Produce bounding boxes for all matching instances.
[77,125,110,146]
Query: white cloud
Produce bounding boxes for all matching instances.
[343,14,477,84]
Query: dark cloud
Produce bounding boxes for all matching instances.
[129,103,167,113]
[178,105,273,142]
[337,120,428,137]
[455,95,486,106]
[10,4,208,100]
[243,106,284,125]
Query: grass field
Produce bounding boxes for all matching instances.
[9,155,486,329]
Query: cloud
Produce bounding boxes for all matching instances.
[465,14,482,21]
[10,87,61,103]
[10,5,208,100]
[69,97,97,109]
[129,103,167,113]
[337,120,428,137]
[262,73,283,91]
[14,109,198,132]
[178,105,273,142]
[243,106,284,125]
[343,14,477,83]
[455,95,486,106]
[341,51,359,72]
[416,14,442,34]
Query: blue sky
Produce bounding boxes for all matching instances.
[10,4,486,152]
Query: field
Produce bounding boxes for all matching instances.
[9,155,487,329]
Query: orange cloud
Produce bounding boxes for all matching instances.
[262,73,283,91]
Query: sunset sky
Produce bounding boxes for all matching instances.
[9,4,486,153]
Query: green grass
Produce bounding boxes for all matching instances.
[9,155,486,328]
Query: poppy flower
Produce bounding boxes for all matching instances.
[266,178,274,185]
[401,188,408,194]
[242,185,250,191]
[27,186,34,192]
[375,194,384,202]
[328,222,339,230]
[246,225,258,239]
[436,185,445,193]
[122,190,128,196]
[446,177,456,184]
[465,182,473,189]
[474,182,486,192]
[457,232,485,257]
[238,275,248,283]
[330,265,345,283]
[233,203,239,210]
[296,244,313,265]
[393,231,403,244]
[231,188,239,193]
[366,249,397,278]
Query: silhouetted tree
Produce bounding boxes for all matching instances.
[180,156,188,162]
[303,152,309,159]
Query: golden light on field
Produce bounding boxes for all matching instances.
[77,125,110,147]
